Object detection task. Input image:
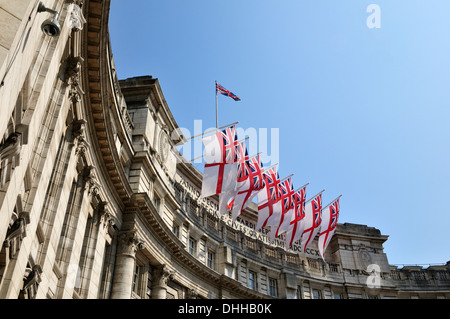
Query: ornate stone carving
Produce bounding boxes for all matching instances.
[117,230,145,258]
[95,201,113,230]
[3,210,30,259]
[358,247,373,272]
[0,132,22,190]
[20,264,42,299]
[82,165,102,198]
[68,3,87,31]
[158,130,170,164]
[187,288,198,299]
[153,264,175,288]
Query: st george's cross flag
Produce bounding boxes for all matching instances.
[269,177,295,241]
[256,166,282,231]
[201,125,239,198]
[300,191,323,253]
[218,140,248,215]
[318,197,341,260]
[216,81,241,101]
[285,184,308,249]
[231,154,265,221]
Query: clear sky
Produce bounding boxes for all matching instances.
[109,0,450,266]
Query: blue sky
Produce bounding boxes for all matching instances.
[109,1,450,266]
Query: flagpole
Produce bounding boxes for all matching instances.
[185,121,239,142]
[215,80,219,128]
[190,137,249,162]
[305,189,325,204]
[261,162,278,172]
[321,195,342,211]
[280,174,294,182]
[294,182,310,193]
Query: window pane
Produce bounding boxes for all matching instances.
[312,289,321,299]
[249,271,256,290]
[269,278,277,297]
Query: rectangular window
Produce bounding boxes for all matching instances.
[268,278,277,297]
[296,287,301,299]
[207,250,214,269]
[172,224,179,238]
[189,237,196,255]
[132,265,140,293]
[333,293,342,299]
[312,289,322,299]
[248,271,257,291]
[146,271,152,299]
[153,193,160,210]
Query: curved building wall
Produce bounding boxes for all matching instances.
[0,0,448,299]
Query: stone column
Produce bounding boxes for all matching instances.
[151,264,175,299]
[110,230,145,299]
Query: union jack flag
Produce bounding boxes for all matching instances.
[293,187,307,221]
[300,192,323,253]
[273,177,295,238]
[236,155,264,196]
[236,140,248,164]
[216,81,241,101]
[311,196,322,228]
[286,185,307,248]
[224,140,248,211]
[263,167,281,202]
[318,197,340,259]
[231,155,265,220]
[257,167,281,230]
[218,125,239,164]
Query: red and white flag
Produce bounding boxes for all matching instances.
[218,140,248,215]
[300,191,323,253]
[269,177,295,241]
[285,184,307,249]
[256,166,281,231]
[231,154,265,221]
[201,126,239,198]
[318,196,341,260]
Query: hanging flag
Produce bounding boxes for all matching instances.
[318,197,341,260]
[218,140,248,215]
[300,191,323,253]
[285,185,308,249]
[231,155,265,221]
[216,81,241,101]
[201,125,239,198]
[256,166,282,231]
[269,177,295,240]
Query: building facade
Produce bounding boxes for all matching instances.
[0,0,448,299]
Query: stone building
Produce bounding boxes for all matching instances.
[0,0,448,299]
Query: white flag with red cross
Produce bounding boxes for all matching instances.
[201,125,239,198]
[318,196,341,260]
